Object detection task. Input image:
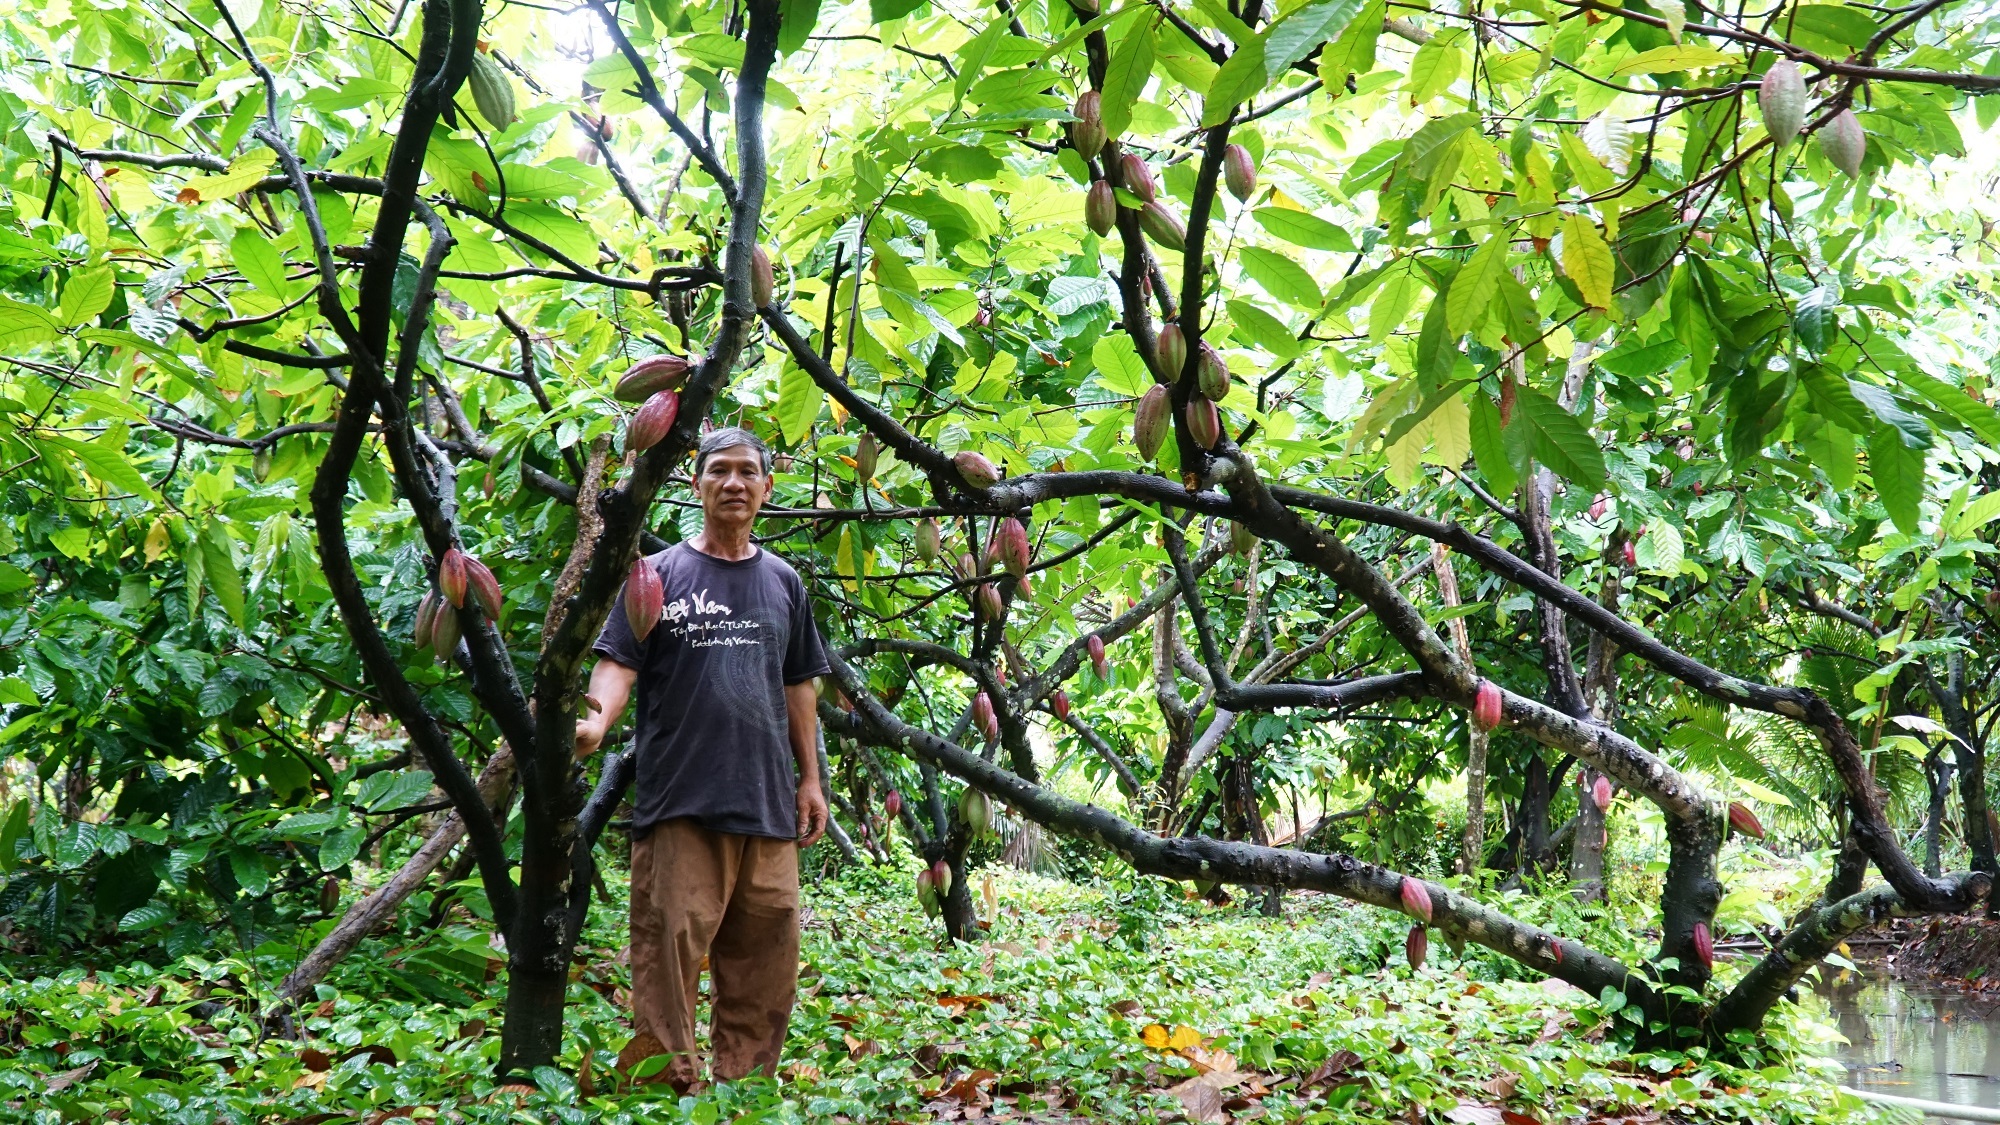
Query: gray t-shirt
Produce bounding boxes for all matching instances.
[594,543,829,839]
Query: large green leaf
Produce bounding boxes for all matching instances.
[1514,387,1606,488]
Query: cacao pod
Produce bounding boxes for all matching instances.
[1820,110,1866,178]
[954,450,1000,489]
[1133,384,1171,461]
[1727,801,1765,840]
[1087,634,1109,679]
[1230,521,1256,555]
[1085,180,1117,236]
[956,551,980,579]
[1051,688,1071,721]
[1223,143,1256,202]
[1013,572,1033,601]
[1986,587,2000,611]
[1498,373,1517,426]
[624,556,664,642]
[1156,323,1188,379]
[751,245,776,307]
[972,691,997,741]
[1119,153,1156,202]
[431,601,462,663]
[916,867,939,916]
[414,590,441,649]
[1623,540,1638,568]
[464,555,503,620]
[1691,921,1714,970]
[1591,775,1613,812]
[439,548,470,608]
[1759,59,1806,147]
[884,789,903,820]
[855,434,878,481]
[1197,343,1230,400]
[997,517,1030,578]
[1590,494,1608,521]
[960,787,993,837]
[915,517,942,562]
[253,447,272,483]
[933,857,955,895]
[1406,924,1428,970]
[1070,91,1106,160]
[1138,201,1185,251]
[1185,396,1221,450]
[1472,678,1503,732]
[976,581,1004,621]
[1549,938,1564,965]
[1400,876,1433,923]
[319,876,341,913]
[627,390,680,453]
[468,52,517,129]
[615,354,692,402]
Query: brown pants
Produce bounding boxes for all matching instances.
[626,818,800,1088]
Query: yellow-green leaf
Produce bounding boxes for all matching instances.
[1611,45,1736,76]
[57,268,115,326]
[1560,213,1615,310]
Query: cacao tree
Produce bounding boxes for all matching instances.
[4,0,2000,1072]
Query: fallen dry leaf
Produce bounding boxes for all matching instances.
[44,1061,97,1094]
[1444,1105,1503,1125]
[1480,1071,1520,1098]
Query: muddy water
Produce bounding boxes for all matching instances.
[1816,969,2000,1109]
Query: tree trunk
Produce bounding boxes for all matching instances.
[1824,824,1870,906]
[1569,769,1608,902]
[1924,737,1950,878]
[1432,545,1490,878]
[1514,755,1555,881]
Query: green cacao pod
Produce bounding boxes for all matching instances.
[1085,180,1117,236]
[1820,109,1865,178]
[1186,396,1221,449]
[1070,91,1106,160]
[1759,59,1805,147]
[1139,201,1185,251]
[1118,153,1156,202]
[468,52,517,129]
[1133,384,1170,461]
[1155,323,1186,379]
[1223,143,1256,202]
[1197,342,1230,400]
[914,517,941,562]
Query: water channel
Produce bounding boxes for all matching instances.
[1816,969,2000,1111]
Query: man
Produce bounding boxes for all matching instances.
[574,426,830,1090]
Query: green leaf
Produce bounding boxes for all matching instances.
[0,298,60,348]
[1868,424,1925,535]
[179,152,275,203]
[230,228,290,296]
[1793,283,1838,354]
[57,268,115,326]
[319,825,364,871]
[775,361,824,446]
[1849,380,1930,450]
[1560,213,1615,310]
[200,521,246,628]
[1253,207,1355,252]
[1103,19,1157,138]
[1092,335,1153,395]
[1515,387,1606,488]
[1635,518,1684,576]
[1203,39,1264,125]
[1225,299,1301,359]
[121,902,175,932]
[1262,0,1371,82]
[1445,233,1506,335]
[1467,392,1517,497]
[779,0,824,54]
[1368,260,1423,341]
[1610,44,1736,75]
[1237,246,1321,310]
[1318,0,1384,86]
[52,821,98,869]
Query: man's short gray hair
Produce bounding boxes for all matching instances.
[694,426,773,476]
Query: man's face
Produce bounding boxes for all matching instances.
[697,444,772,529]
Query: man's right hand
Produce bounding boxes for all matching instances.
[574,719,605,758]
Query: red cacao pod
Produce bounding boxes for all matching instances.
[998,517,1030,578]
[1400,876,1433,923]
[1406,924,1428,970]
[751,244,775,307]
[431,601,462,663]
[1085,180,1117,236]
[1692,921,1714,970]
[1051,688,1071,721]
[1592,775,1613,812]
[1727,801,1765,840]
[464,555,503,620]
[1119,153,1156,202]
[884,789,903,820]
[614,354,691,402]
[1133,384,1170,461]
[1623,540,1638,568]
[1186,396,1221,450]
[1070,91,1106,159]
[1590,494,1608,521]
[414,591,440,649]
[972,691,996,739]
[624,556,664,642]
[439,548,470,608]
[1472,678,1503,732]
[1223,143,1256,202]
[976,581,1004,620]
[1197,343,1230,400]
[933,858,954,895]
[1156,323,1187,379]
[1087,634,1109,679]
[954,450,1000,489]
[627,389,680,453]
[1138,201,1185,251]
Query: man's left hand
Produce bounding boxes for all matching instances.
[796,780,828,848]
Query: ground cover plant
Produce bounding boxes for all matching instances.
[2,0,2000,1108]
[0,865,1885,1123]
